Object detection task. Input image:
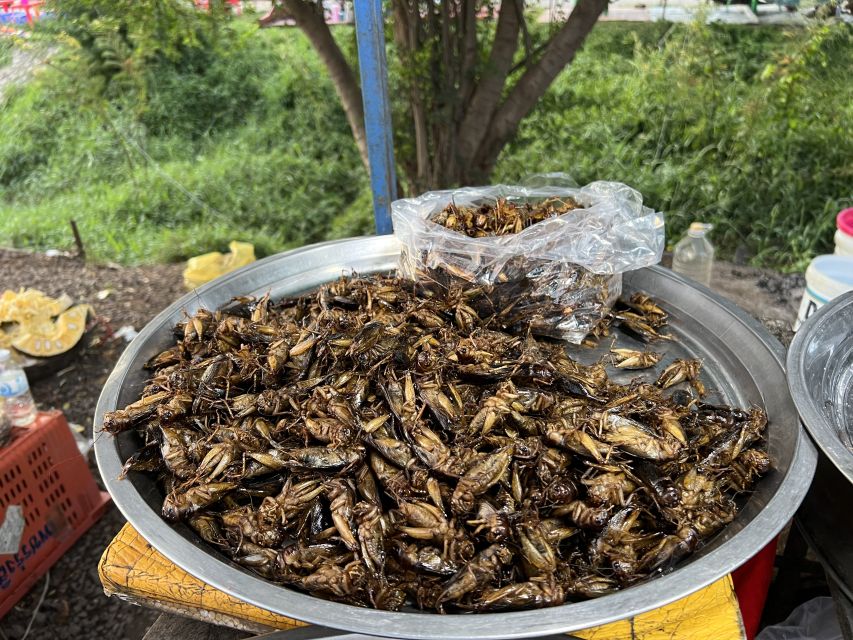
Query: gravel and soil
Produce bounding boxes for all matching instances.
[1,249,184,640]
[0,248,803,640]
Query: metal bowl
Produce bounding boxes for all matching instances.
[787,290,853,483]
[787,291,853,609]
[94,236,816,639]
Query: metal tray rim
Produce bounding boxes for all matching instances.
[787,291,853,483]
[94,236,817,639]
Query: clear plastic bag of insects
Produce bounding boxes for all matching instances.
[392,174,665,343]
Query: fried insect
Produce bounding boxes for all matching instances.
[476,579,565,611]
[517,522,557,577]
[451,446,513,513]
[104,391,171,433]
[656,359,706,396]
[724,449,772,492]
[437,544,513,604]
[107,275,771,613]
[394,541,459,576]
[595,413,682,462]
[162,482,235,522]
[430,198,580,238]
[354,501,386,574]
[582,472,636,507]
[610,348,662,370]
[327,479,357,550]
[553,500,610,530]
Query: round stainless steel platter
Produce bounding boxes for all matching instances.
[787,291,853,604]
[94,235,816,639]
[787,290,853,483]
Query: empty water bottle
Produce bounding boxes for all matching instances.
[672,222,715,287]
[0,398,11,446]
[0,349,36,426]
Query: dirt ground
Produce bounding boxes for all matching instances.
[709,261,804,346]
[0,248,804,640]
[1,249,184,640]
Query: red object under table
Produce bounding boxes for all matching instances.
[731,537,778,639]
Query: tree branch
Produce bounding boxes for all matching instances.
[434,0,458,187]
[515,0,533,60]
[458,0,478,104]
[507,40,549,76]
[392,0,430,192]
[456,0,520,166]
[470,0,608,178]
[281,0,369,172]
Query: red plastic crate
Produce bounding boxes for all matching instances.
[0,410,111,619]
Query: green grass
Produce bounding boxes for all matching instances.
[0,19,850,270]
[0,22,369,263]
[494,21,853,270]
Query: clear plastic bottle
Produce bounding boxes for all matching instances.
[672,222,715,287]
[0,397,11,446]
[0,349,36,427]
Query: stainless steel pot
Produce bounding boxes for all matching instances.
[94,236,816,639]
[788,290,853,483]
[788,290,853,634]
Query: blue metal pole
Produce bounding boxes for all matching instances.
[354,0,397,235]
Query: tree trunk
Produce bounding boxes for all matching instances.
[392,0,430,194]
[458,0,478,104]
[280,0,370,172]
[456,0,520,168]
[465,0,609,182]
[284,0,607,193]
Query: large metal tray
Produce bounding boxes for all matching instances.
[94,235,816,639]
[787,291,853,483]
[787,291,853,605]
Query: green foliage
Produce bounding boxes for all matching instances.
[496,21,853,271]
[328,187,376,240]
[0,18,850,271]
[0,18,366,264]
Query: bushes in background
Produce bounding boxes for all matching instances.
[0,19,850,270]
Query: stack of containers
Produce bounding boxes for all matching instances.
[835,208,853,257]
[795,208,853,329]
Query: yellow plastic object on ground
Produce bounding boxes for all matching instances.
[99,523,745,638]
[183,241,256,290]
[11,304,90,357]
[0,289,73,324]
[0,289,85,355]
[0,326,19,349]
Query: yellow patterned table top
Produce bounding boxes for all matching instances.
[99,523,745,639]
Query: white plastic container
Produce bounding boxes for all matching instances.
[835,208,853,257]
[795,255,853,330]
[0,349,36,427]
[672,222,715,286]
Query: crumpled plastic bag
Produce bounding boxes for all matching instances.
[392,174,665,343]
[756,597,843,640]
[183,241,256,290]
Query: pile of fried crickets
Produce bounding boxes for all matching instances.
[104,269,769,613]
